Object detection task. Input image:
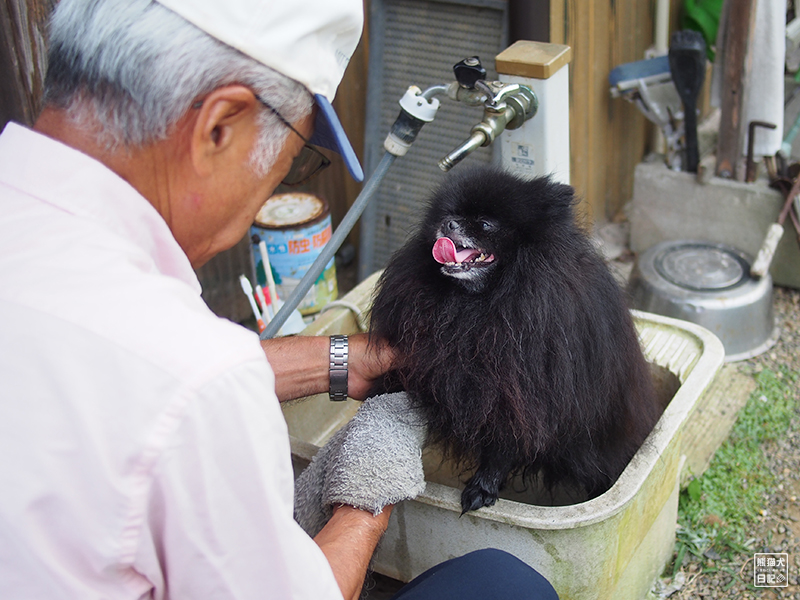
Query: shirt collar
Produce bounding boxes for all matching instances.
[0,122,201,294]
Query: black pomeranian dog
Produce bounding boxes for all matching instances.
[368,166,662,514]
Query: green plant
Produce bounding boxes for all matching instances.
[672,368,799,571]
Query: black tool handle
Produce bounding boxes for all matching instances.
[669,30,707,173]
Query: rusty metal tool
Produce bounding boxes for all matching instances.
[745,121,777,182]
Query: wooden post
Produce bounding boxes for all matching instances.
[714,0,758,180]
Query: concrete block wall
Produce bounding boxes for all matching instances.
[628,160,800,290]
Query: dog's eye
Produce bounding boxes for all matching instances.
[479,219,495,231]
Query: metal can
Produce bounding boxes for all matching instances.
[250,192,338,316]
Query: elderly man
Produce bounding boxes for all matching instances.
[0,0,559,599]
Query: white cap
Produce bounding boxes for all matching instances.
[155,0,365,181]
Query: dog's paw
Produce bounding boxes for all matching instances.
[460,480,499,514]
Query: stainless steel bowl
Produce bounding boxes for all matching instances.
[628,240,777,361]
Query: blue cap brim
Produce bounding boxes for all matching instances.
[308,94,364,183]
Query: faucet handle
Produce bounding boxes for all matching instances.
[453,57,486,89]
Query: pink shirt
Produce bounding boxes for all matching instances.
[0,123,342,600]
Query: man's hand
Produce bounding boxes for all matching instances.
[294,392,427,536]
[295,391,426,599]
[313,505,393,600]
[345,334,396,400]
[261,333,395,402]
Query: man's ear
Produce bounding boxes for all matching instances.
[189,85,260,177]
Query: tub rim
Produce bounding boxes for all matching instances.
[290,282,726,531]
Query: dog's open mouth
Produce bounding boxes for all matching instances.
[432,237,495,272]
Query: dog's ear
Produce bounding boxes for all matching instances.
[508,176,577,236]
[523,175,574,203]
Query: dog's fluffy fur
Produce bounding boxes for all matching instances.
[368,167,662,513]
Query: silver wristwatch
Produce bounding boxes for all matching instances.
[329,334,349,401]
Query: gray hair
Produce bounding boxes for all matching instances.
[44,0,313,175]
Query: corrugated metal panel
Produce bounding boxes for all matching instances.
[362,0,508,275]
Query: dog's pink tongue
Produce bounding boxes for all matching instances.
[433,238,456,263]
[433,237,479,264]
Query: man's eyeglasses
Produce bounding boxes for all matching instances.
[192,95,331,186]
[254,95,331,186]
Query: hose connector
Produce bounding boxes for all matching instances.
[384,86,441,157]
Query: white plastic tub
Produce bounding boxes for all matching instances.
[285,272,725,600]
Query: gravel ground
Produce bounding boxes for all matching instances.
[653,286,800,599]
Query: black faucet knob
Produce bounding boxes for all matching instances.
[453,56,486,89]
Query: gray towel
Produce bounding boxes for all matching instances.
[293,392,428,537]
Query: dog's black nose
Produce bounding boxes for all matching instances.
[446,220,460,232]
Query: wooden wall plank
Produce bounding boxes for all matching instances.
[550,0,565,44]
[607,0,652,220]
[0,0,54,128]
[552,0,656,223]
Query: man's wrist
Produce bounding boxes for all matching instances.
[329,334,348,401]
[328,504,393,536]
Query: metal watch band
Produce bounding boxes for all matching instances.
[329,334,349,401]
